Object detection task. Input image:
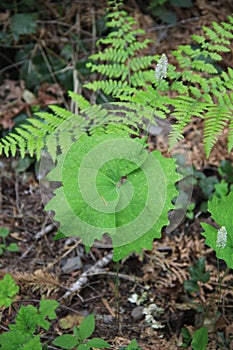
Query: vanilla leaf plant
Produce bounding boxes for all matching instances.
[201,191,233,268]
[0,0,232,260]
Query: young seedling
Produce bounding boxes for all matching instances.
[0,296,59,350]
[52,313,110,349]
[0,274,19,308]
[0,227,19,255]
[119,339,143,349]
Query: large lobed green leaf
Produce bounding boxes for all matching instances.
[46,126,180,261]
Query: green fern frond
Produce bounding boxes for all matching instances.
[0,138,11,157]
[1,1,233,161]
[204,103,230,157]
[221,67,233,90]
[84,1,155,98]
[129,56,155,72]
[130,70,155,87]
[68,91,90,111]
[168,125,185,149]
[212,21,233,39]
[0,92,92,160]
[87,63,128,79]
[202,25,232,44]
[168,14,233,155]
[191,60,218,74]
[171,96,206,127]
[48,105,74,120]
[84,80,129,95]
[227,119,233,153]
[5,133,26,158]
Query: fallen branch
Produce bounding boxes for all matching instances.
[60,251,113,300]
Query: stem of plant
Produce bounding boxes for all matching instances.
[114,260,120,331]
[215,255,229,323]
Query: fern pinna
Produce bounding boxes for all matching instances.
[0,1,233,159]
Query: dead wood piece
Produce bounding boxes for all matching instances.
[60,251,113,300]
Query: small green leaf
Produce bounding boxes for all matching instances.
[7,243,19,252]
[191,326,208,350]
[0,228,9,238]
[183,280,199,293]
[86,337,111,348]
[181,327,192,347]
[10,305,38,335]
[53,230,66,240]
[0,274,19,307]
[38,299,59,331]
[218,160,233,183]
[52,334,78,349]
[78,344,90,350]
[189,257,210,283]
[188,202,195,211]
[125,339,142,349]
[73,325,79,337]
[11,13,37,41]
[214,180,228,197]
[186,211,194,220]
[20,335,42,350]
[79,314,95,341]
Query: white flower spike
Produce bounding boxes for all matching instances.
[216,226,227,249]
[155,53,168,80]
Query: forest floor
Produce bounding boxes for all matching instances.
[1,0,233,349]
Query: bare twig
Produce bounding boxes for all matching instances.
[60,251,113,300]
[90,5,97,105]
[71,6,81,114]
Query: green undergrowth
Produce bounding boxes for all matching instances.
[0,274,141,350]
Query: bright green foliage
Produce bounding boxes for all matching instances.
[0,333,42,350]
[0,93,141,161]
[191,326,208,350]
[0,3,232,159]
[0,93,96,161]
[170,21,233,156]
[45,125,180,261]
[0,274,19,308]
[85,0,156,97]
[0,299,59,350]
[52,314,110,349]
[201,191,233,268]
[85,1,233,157]
[0,227,19,255]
